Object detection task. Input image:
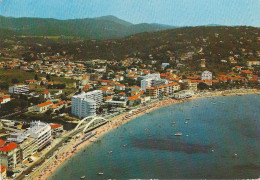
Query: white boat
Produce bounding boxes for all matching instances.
[174,133,182,136]
[81,176,85,179]
[107,151,113,154]
[171,121,176,124]
[98,172,104,175]
[184,122,188,124]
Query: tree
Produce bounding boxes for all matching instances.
[198,82,209,90]
[11,78,19,84]
[45,109,52,115]
[46,74,51,81]
[34,74,38,80]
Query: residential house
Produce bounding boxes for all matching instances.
[34,101,53,112]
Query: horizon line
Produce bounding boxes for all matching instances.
[0,14,259,28]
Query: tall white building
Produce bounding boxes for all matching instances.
[201,71,212,80]
[9,84,29,94]
[71,90,102,119]
[140,73,168,91]
[85,90,103,106]
[3,121,51,167]
[7,121,51,150]
[28,121,52,150]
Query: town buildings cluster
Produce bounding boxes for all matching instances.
[0,56,259,118]
[0,120,63,178]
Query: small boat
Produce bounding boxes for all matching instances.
[81,176,85,179]
[184,122,188,124]
[98,172,104,175]
[171,121,176,124]
[107,151,113,154]
[122,144,127,147]
[185,118,190,120]
[174,133,182,136]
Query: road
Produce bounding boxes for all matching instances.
[15,121,107,180]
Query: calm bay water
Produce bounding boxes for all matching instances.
[49,94,260,179]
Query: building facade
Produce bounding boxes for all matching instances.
[0,141,20,169]
[34,101,53,112]
[9,85,29,94]
[146,82,180,98]
[71,93,97,119]
[6,121,51,165]
[201,71,212,80]
[140,73,168,91]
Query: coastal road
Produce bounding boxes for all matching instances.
[23,122,108,180]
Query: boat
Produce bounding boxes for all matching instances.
[171,121,176,124]
[98,172,104,175]
[185,118,190,120]
[174,133,182,136]
[122,144,127,147]
[107,151,113,154]
[184,122,188,124]
[81,176,86,179]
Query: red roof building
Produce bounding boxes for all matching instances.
[0,142,18,152]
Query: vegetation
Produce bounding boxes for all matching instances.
[0,15,174,40]
[1,25,258,74]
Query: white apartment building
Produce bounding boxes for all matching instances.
[201,71,212,80]
[28,121,52,150]
[9,84,30,94]
[85,90,103,106]
[4,121,51,166]
[140,73,168,91]
[8,121,51,150]
[71,92,100,119]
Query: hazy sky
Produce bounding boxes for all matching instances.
[0,0,259,26]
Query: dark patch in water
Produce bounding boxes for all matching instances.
[131,137,212,154]
[230,119,260,139]
[233,164,260,171]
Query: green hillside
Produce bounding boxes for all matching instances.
[0,15,174,39]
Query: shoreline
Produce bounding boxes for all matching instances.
[33,89,260,180]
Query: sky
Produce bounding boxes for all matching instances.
[0,0,259,27]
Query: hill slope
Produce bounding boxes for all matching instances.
[0,15,174,39]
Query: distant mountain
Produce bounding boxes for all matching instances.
[95,15,133,27]
[151,23,176,28]
[206,24,222,26]
[0,15,175,39]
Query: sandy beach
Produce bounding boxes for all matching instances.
[33,88,260,180]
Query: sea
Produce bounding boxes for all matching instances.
[48,94,260,179]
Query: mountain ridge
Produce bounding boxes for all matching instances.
[0,15,174,39]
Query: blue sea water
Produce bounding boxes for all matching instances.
[48,94,260,179]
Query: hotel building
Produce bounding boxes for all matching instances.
[146,82,180,97]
